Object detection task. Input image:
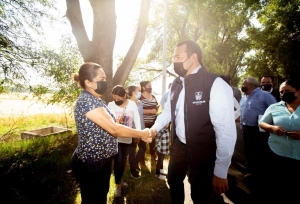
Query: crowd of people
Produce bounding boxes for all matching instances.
[70,40,299,204]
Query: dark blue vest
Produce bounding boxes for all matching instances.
[170,67,217,166]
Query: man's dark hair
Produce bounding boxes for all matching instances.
[262,75,274,82]
[219,75,230,85]
[177,40,202,65]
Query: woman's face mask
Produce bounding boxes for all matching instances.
[280,92,298,103]
[114,98,124,106]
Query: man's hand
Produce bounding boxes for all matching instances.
[212,175,228,195]
[141,128,152,143]
[150,127,157,138]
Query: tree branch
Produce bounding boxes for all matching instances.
[65,0,91,61]
[113,0,151,86]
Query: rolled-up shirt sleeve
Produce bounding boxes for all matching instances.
[210,77,237,178]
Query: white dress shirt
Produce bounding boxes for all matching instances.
[152,66,237,179]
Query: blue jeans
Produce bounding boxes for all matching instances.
[71,153,113,204]
[114,143,130,184]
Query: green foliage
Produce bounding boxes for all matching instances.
[0,134,78,203]
[30,35,83,107]
[122,57,158,88]
[245,0,300,81]
[147,0,252,85]
[0,0,56,92]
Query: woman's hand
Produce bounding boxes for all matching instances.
[271,126,287,136]
[288,131,300,140]
[116,115,124,125]
[141,128,152,143]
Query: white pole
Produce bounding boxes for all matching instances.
[162,0,167,95]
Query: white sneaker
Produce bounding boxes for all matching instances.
[114,184,122,197]
[155,174,166,180]
[160,169,167,175]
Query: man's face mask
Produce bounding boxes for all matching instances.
[174,56,193,77]
[241,86,248,93]
[261,84,272,91]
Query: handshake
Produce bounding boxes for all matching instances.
[141,127,158,143]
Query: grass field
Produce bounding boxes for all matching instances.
[0,113,171,204]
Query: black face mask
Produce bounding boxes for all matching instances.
[174,57,193,77]
[281,92,298,103]
[241,86,248,93]
[94,81,107,95]
[114,99,124,106]
[261,84,272,91]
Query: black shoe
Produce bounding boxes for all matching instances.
[130,170,141,179]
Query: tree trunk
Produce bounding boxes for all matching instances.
[66,0,150,103]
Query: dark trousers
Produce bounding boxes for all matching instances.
[267,150,300,203]
[129,140,138,171]
[242,125,272,198]
[242,125,270,174]
[155,152,165,175]
[135,140,147,166]
[114,143,130,184]
[71,153,113,204]
[167,138,214,204]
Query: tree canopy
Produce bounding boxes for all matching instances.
[1,0,300,104]
[246,0,300,83]
[0,0,55,93]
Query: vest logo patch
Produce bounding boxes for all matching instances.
[195,92,203,100]
[193,91,206,105]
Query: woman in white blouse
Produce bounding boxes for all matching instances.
[108,85,141,198]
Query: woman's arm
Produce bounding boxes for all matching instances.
[86,107,150,140]
[260,122,286,136]
[143,109,157,114]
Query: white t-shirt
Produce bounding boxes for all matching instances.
[108,100,141,144]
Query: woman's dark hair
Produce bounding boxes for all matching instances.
[176,40,203,65]
[127,85,137,97]
[140,81,150,93]
[72,62,102,89]
[282,79,300,90]
[112,85,127,97]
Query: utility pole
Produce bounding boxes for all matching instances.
[162,0,168,94]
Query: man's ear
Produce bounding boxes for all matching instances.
[191,53,197,63]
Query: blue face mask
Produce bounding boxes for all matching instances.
[135,91,141,99]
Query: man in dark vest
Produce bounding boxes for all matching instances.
[260,75,281,102]
[150,40,236,203]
